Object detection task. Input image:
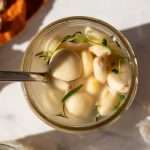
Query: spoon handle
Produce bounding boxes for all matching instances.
[0,71,47,82]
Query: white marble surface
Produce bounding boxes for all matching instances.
[0,0,150,149]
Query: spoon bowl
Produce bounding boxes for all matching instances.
[0,49,82,82]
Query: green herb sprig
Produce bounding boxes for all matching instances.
[112,68,119,74]
[62,84,83,102]
[118,94,126,101]
[63,32,88,43]
[36,31,112,64]
[113,94,126,111]
[35,39,63,64]
[102,38,107,46]
[57,84,83,119]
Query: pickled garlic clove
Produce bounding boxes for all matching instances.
[86,76,103,95]
[65,92,94,119]
[81,51,93,77]
[107,63,131,93]
[93,57,108,84]
[97,86,119,116]
[89,45,111,57]
[51,50,82,81]
[84,27,106,44]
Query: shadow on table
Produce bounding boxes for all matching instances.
[17,23,150,150]
[0,0,55,91]
[17,129,147,150]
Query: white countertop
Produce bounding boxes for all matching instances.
[1,0,150,149]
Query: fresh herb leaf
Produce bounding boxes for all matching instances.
[35,39,62,64]
[63,32,88,43]
[113,94,126,111]
[36,48,64,64]
[112,68,119,74]
[62,35,73,42]
[118,94,125,101]
[73,32,88,43]
[62,84,83,102]
[102,38,107,46]
[36,51,52,63]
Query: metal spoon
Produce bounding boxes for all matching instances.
[0,50,82,82]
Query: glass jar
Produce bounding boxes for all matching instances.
[21,16,138,133]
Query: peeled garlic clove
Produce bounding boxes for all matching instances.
[86,76,102,95]
[81,51,93,77]
[89,45,111,57]
[51,50,82,81]
[93,57,108,84]
[107,73,125,92]
[97,86,118,116]
[52,78,70,91]
[84,27,106,44]
[65,92,94,119]
[107,63,131,93]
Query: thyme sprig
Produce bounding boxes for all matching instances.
[62,84,83,102]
